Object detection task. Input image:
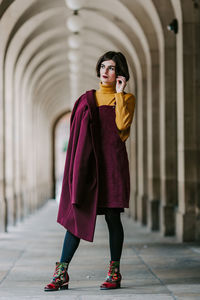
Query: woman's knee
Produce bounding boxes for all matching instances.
[105,211,121,227]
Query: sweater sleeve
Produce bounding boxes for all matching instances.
[115,92,136,131]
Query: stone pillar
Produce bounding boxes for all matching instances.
[152,0,178,238]
[129,108,138,220]
[0,182,7,232]
[147,51,160,231]
[0,66,6,232]
[160,46,177,236]
[195,9,200,241]
[141,78,148,225]
[135,77,147,225]
[136,78,145,224]
[176,20,199,241]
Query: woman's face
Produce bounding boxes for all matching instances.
[100,60,116,85]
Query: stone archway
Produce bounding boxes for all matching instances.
[0,0,199,242]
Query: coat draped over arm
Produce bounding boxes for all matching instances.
[57,90,99,242]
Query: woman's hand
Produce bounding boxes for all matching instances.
[116,76,126,93]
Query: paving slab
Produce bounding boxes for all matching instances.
[0,200,200,299]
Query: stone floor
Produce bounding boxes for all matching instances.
[0,200,200,300]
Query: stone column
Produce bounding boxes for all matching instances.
[141,78,147,225]
[136,78,145,224]
[147,51,161,231]
[0,64,7,232]
[195,10,200,240]
[129,118,137,220]
[160,46,177,236]
[176,20,199,241]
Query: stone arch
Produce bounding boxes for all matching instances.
[0,0,146,231]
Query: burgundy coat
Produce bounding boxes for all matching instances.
[57,89,130,242]
[57,90,100,242]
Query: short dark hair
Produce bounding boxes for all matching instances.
[96,51,130,81]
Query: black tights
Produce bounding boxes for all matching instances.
[60,209,124,263]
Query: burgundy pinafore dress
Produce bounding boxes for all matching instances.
[96,103,130,214]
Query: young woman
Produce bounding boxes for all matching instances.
[44,51,136,291]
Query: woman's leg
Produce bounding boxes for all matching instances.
[44,231,80,291]
[104,209,124,261]
[100,209,124,289]
[60,231,80,263]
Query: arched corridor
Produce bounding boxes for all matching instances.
[0,1,200,297]
[0,1,200,243]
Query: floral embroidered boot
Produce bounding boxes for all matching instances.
[44,262,69,291]
[100,261,122,290]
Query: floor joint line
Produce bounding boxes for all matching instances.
[132,246,177,300]
[0,249,25,285]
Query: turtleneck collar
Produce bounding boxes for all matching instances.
[97,82,116,94]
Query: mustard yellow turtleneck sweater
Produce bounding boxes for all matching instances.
[95,82,136,142]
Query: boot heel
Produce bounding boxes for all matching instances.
[60,283,69,290]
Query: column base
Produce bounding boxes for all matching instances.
[128,190,137,220]
[136,194,148,225]
[148,198,160,231]
[0,197,8,232]
[195,213,200,241]
[160,205,175,236]
[176,210,195,242]
[141,194,147,225]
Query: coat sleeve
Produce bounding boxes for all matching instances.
[70,107,94,206]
